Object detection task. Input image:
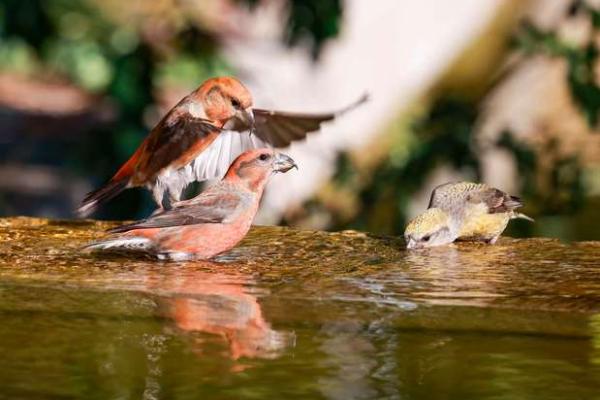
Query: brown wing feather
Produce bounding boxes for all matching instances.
[468,188,523,214]
[108,191,241,233]
[428,182,524,216]
[252,94,368,148]
[132,109,221,184]
[252,110,332,147]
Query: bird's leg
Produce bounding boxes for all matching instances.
[487,235,500,245]
[151,183,169,211]
[166,188,182,210]
[162,196,173,211]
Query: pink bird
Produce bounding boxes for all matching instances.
[164,271,291,361]
[77,76,365,216]
[85,149,297,260]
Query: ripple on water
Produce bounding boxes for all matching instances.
[0,217,599,399]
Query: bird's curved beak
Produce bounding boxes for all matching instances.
[224,107,255,131]
[273,153,298,173]
[237,107,254,130]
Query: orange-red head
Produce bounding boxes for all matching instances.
[224,148,297,192]
[192,76,254,128]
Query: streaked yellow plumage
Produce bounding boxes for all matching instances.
[405,181,533,248]
[458,212,510,242]
[405,208,449,236]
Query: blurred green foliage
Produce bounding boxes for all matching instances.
[0,0,598,240]
[240,0,341,57]
[515,17,600,127]
[318,1,599,239]
[286,0,342,58]
[330,99,479,234]
[497,132,586,215]
[0,0,342,218]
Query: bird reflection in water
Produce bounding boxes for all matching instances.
[401,242,517,307]
[143,262,294,365]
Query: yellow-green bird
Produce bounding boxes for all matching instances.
[404,182,533,249]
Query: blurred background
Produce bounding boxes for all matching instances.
[0,0,598,240]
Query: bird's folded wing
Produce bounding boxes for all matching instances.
[428,182,485,208]
[108,192,241,233]
[469,188,523,214]
[135,113,221,181]
[191,130,269,181]
[252,94,368,148]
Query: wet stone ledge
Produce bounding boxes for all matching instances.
[1,216,600,339]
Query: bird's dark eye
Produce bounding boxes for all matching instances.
[259,153,270,161]
[422,235,431,242]
[231,99,241,108]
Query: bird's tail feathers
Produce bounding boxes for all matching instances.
[83,236,153,253]
[505,195,524,210]
[77,178,129,217]
[505,195,533,221]
[513,212,534,222]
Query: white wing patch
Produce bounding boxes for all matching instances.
[191,130,269,181]
[153,131,269,204]
[84,236,153,252]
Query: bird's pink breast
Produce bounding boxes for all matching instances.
[131,206,256,259]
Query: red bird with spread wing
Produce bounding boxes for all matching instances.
[84,149,297,260]
[78,76,365,216]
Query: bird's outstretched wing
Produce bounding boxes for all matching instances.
[77,111,221,216]
[130,111,222,183]
[108,191,241,233]
[187,94,368,181]
[252,94,368,148]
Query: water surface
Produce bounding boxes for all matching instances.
[0,217,599,399]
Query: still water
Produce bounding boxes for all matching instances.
[0,218,599,399]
